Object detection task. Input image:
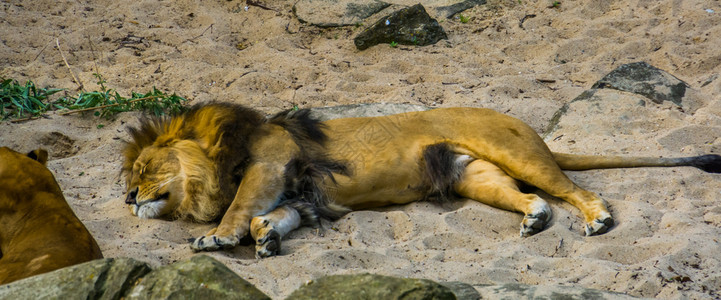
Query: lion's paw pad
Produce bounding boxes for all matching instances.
[190,234,238,252]
[255,229,281,258]
[584,217,614,236]
[520,211,551,237]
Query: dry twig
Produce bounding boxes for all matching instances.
[247,0,277,11]
[186,24,214,42]
[56,38,85,91]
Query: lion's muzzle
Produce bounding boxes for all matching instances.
[125,187,138,204]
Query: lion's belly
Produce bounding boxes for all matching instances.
[321,114,442,209]
[324,173,428,209]
[322,144,430,210]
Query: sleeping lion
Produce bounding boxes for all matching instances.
[0,147,103,284]
[121,103,721,257]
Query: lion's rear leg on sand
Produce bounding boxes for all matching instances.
[461,153,613,237]
[453,159,553,237]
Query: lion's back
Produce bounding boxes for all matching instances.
[0,147,102,285]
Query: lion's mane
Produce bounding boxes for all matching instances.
[121,103,347,222]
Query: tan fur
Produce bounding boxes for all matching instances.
[0,147,102,284]
[121,104,720,255]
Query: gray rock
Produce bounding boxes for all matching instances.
[309,103,430,121]
[0,255,270,300]
[293,0,390,27]
[544,62,703,138]
[126,255,270,300]
[474,283,646,299]
[591,61,687,107]
[285,273,457,300]
[440,281,481,300]
[542,88,689,145]
[354,4,448,50]
[0,258,151,300]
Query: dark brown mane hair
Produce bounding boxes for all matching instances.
[268,108,349,222]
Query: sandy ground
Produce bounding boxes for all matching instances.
[2,0,721,298]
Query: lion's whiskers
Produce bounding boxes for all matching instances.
[157,176,180,190]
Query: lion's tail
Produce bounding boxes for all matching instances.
[552,152,721,173]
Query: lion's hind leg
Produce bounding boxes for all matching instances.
[250,205,304,258]
[454,159,553,237]
[496,155,613,236]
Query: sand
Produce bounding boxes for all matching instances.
[1,0,720,298]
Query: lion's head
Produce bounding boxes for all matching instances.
[0,147,51,192]
[124,140,221,221]
[121,103,265,222]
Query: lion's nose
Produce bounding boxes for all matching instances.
[125,187,138,204]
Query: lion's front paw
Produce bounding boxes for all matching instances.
[584,216,614,236]
[255,229,281,258]
[190,234,239,252]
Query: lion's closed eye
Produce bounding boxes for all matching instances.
[139,159,154,176]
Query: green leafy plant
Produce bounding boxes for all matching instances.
[389,41,398,48]
[1,74,187,121]
[459,14,470,23]
[550,1,561,8]
[1,77,63,120]
[411,36,419,45]
[55,73,187,119]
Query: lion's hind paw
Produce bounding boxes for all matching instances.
[520,209,552,237]
[190,234,239,252]
[584,216,614,236]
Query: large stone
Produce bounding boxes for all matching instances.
[293,0,390,27]
[0,255,270,300]
[440,281,482,300]
[286,273,457,300]
[0,258,151,300]
[544,62,703,138]
[126,255,270,300]
[354,4,448,50]
[591,61,688,107]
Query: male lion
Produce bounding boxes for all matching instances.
[0,147,103,284]
[121,103,720,257]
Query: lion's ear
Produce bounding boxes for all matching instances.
[27,148,49,165]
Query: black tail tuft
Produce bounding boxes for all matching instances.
[691,154,721,173]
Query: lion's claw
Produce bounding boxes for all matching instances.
[584,217,614,236]
[190,234,239,252]
[255,229,281,258]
